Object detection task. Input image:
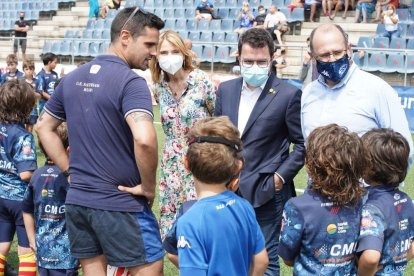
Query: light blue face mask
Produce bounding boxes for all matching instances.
[241,65,269,87]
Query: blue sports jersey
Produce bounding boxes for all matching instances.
[0,123,37,201]
[37,69,58,112]
[45,55,153,212]
[357,185,414,275]
[279,190,362,276]
[27,78,41,116]
[177,191,265,275]
[1,69,24,84]
[163,200,197,255]
[21,164,79,269]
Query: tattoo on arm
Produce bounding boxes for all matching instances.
[130,112,153,123]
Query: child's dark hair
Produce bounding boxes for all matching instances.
[186,116,244,185]
[38,123,69,159]
[362,128,409,187]
[42,52,57,66]
[6,54,18,65]
[0,79,35,123]
[23,60,35,70]
[306,124,366,206]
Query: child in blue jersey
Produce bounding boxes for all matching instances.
[0,79,37,276]
[23,60,41,133]
[37,52,58,114]
[357,128,414,276]
[1,54,24,84]
[279,124,366,276]
[176,116,268,275]
[22,123,79,276]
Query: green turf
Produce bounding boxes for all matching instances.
[7,106,414,275]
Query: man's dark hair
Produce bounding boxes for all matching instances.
[309,24,348,55]
[42,52,57,66]
[362,128,410,187]
[0,79,35,123]
[238,28,274,58]
[110,7,165,42]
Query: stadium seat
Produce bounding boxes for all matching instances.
[229,8,240,18]
[173,0,183,7]
[382,53,404,73]
[136,0,145,6]
[183,0,194,7]
[42,40,53,53]
[164,19,176,29]
[185,8,196,18]
[125,0,135,8]
[217,8,229,18]
[402,53,414,74]
[51,41,62,54]
[396,9,410,23]
[174,9,185,18]
[164,0,174,7]
[104,18,113,28]
[86,18,96,29]
[177,30,188,39]
[65,30,74,38]
[221,19,234,31]
[200,31,213,42]
[357,36,373,48]
[198,19,210,30]
[373,37,389,49]
[353,52,367,69]
[389,37,406,50]
[92,29,103,39]
[213,32,225,41]
[78,42,91,57]
[192,44,203,60]
[202,46,214,62]
[154,0,163,7]
[99,41,110,54]
[399,23,408,37]
[175,19,186,30]
[94,19,105,30]
[89,42,100,57]
[365,52,387,72]
[289,8,305,22]
[60,40,72,56]
[225,32,238,43]
[145,0,155,7]
[153,8,164,18]
[188,31,200,41]
[186,19,197,30]
[406,24,414,38]
[215,46,236,63]
[215,0,226,7]
[102,29,110,40]
[407,38,414,49]
[83,29,93,39]
[261,0,273,7]
[209,19,221,31]
[375,24,387,37]
[164,8,175,18]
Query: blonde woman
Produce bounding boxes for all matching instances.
[149,31,216,238]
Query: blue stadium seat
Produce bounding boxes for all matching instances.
[145,0,155,7]
[375,24,387,37]
[215,46,236,63]
[202,46,214,62]
[229,8,240,18]
[399,23,408,37]
[373,37,389,49]
[136,0,145,6]
[175,9,185,18]
[164,19,176,29]
[407,38,414,49]
[200,31,213,42]
[99,41,110,54]
[125,0,135,8]
[365,52,387,72]
[92,29,103,39]
[233,19,240,29]
[186,19,197,30]
[153,8,164,18]
[83,29,93,39]
[390,37,406,50]
[42,41,53,53]
[225,32,238,43]
[198,19,210,30]
[65,30,74,38]
[94,19,105,29]
[86,18,96,29]
[215,0,226,7]
[173,0,184,7]
[261,0,273,7]
[51,41,62,54]
[188,31,200,41]
[192,45,203,60]
[164,0,174,7]
[289,8,305,22]
[104,18,113,28]
[382,53,404,73]
[353,52,367,69]
[403,53,414,74]
[406,24,414,38]
[89,42,100,57]
[175,19,186,30]
[78,42,91,57]
[217,8,229,18]
[60,41,72,56]
[221,19,234,31]
[213,32,225,41]
[397,9,410,23]
[177,30,188,39]
[102,29,110,40]
[154,0,163,7]
[226,0,238,7]
[357,36,373,48]
[185,8,196,18]
[164,9,175,18]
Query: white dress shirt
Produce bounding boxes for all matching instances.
[238,81,266,135]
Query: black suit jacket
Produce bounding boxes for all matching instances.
[214,73,305,208]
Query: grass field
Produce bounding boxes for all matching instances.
[7,106,414,275]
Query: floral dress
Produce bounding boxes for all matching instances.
[152,69,216,238]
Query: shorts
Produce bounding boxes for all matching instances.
[13,38,27,53]
[26,115,38,126]
[65,204,164,267]
[38,267,78,276]
[0,197,29,246]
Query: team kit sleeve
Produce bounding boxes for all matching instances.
[13,134,37,173]
[278,200,305,262]
[357,204,386,253]
[44,79,66,120]
[122,78,153,118]
[21,183,35,213]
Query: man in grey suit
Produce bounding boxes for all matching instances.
[214,28,305,275]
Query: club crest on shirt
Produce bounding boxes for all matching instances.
[177,235,191,249]
[90,65,101,74]
[394,193,401,201]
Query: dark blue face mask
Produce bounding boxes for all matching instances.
[316,54,350,83]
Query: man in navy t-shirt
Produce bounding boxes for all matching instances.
[36,7,165,275]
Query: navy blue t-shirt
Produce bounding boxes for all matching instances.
[22,164,79,269]
[26,77,41,116]
[279,190,362,276]
[1,69,24,84]
[0,123,37,201]
[37,69,58,112]
[357,185,414,275]
[45,55,153,212]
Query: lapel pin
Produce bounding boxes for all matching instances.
[268,88,275,94]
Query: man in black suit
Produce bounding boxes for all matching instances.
[214,28,305,275]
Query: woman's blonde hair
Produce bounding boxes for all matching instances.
[149,30,195,83]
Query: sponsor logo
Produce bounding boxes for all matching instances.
[394,193,401,201]
[327,224,337,234]
[41,189,48,197]
[90,65,101,74]
[46,168,54,173]
[321,70,330,77]
[399,219,408,230]
[177,236,191,249]
[338,64,348,75]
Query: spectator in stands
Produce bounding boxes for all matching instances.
[1,54,24,84]
[301,23,413,162]
[272,49,288,78]
[373,0,399,22]
[305,0,320,22]
[342,0,356,18]
[354,0,376,23]
[37,52,58,114]
[89,0,99,19]
[322,0,343,19]
[379,4,400,38]
[14,11,30,63]
[288,0,305,12]
[195,0,215,22]
[101,0,122,19]
[253,5,267,28]
[234,2,255,35]
[299,37,318,89]
[149,30,216,239]
[184,39,201,67]
[264,5,288,48]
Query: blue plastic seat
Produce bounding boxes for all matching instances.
[226,0,237,7]
[202,46,214,62]
[357,36,373,48]
[186,19,197,30]
[175,19,186,30]
[215,46,236,63]
[173,0,183,7]
[60,41,72,56]
[261,0,273,7]
[213,32,225,41]
[396,9,410,23]
[78,42,91,57]
[200,31,213,42]
[390,37,406,50]
[164,8,175,18]
[99,41,110,54]
[185,8,196,18]
[51,41,62,54]
[104,18,113,28]
[153,8,164,18]
[94,19,105,29]
[198,19,210,30]
[65,30,74,38]
[83,29,93,39]
[164,19,176,29]
[215,0,226,7]
[217,8,229,18]
[406,24,414,38]
[183,0,194,7]
[402,53,414,74]
[89,42,100,57]
[125,0,135,8]
[175,8,185,18]
[365,52,387,72]
[42,40,53,53]
[221,19,234,31]
[154,0,163,7]
[228,8,239,18]
[225,32,238,43]
[192,45,203,60]
[407,38,414,49]
[188,31,200,41]
[86,18,96,29]
[177,30,188,39]
[102,29,110,40]
[399,23,408,37]
[353,52,367,69]
[382,53,404,73]
[92,29,103,39]
[289,8,305,22]
[375,24,387,37]
[136,0,145,6]
[373,37,389,49]
[164,0,174,7]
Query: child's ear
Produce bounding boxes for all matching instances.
[183,155,189,171]
[228,178,239,192]
[66,146,70,154]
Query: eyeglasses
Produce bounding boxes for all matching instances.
[314,50,346,62]
[241,59,271,68]
[121,6,147,31]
